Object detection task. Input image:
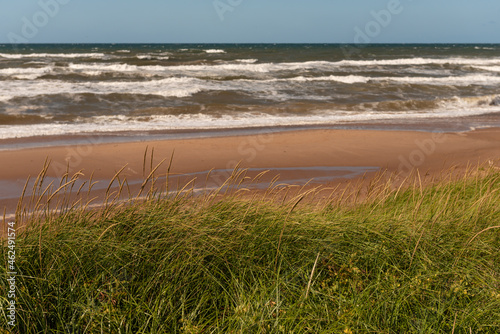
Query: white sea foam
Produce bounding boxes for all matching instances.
[334,57,500,67]
[1,63,144,79]
[300,74,500,85]
[108,62,273,73]
[0,67,53,76]
[0,65,115,79]
[472,66,500,73]
[68,63,139,72]
[204,49,226,54]
[437,95,500,110]
[244,74,500,86]
[236,59,258,63]
[383,74,500,85]
[0,77,217,101]
[136,54,169,60]
[0,66,56,80]
[11,74,45,80]
[284,75,370,84]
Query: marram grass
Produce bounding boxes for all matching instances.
[1,166,500,333]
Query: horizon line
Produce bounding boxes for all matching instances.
[1,42,500,45]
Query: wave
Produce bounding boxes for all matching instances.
[334,57,500,67]
[66,62,276,73]
[0,77,214,101]
[70,58,500,74]
[149,58,500,72]
[0,67,53,75]
[250,74,500,85]
[1,71,499,102]
[68,63,139,72]
[3,57,499,81]
[0,62,280,81]
[281,75,369,84]
[363,95,500,112]
[136,54,170,60]
[475,46,496,50]
[0,53,106,59]
[0,65,143,80]
[204,49,226,54]
[2,101,500,140]
[0,113,53,125]
[382,75,500,85]
[136,55,153,60]
[472,66,500,73]
[236,59,258,63]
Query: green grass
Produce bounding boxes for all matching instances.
[1,168,500,333]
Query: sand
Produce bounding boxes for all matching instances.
[1,127,500,218]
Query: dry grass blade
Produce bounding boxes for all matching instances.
[150,147,155,174]
[98,222,122,242]
[142,145,149,178]
[15,175,31,223]
[76,180,88,197]
[205,166,241,204]
[137,158,167,199]
[174,178,196,202]
[305,252,320,299]
[454,225,500,266]
[105,165,128,197]
[165,150,175,194]
[26,159,51,216]
[32,181,55,215]
[252,170,269,183]
[46,175,83,205]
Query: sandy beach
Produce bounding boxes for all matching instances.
[1,127,500,219]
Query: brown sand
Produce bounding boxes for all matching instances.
[1,128,500,218]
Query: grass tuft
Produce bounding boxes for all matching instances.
[1,165,500,332]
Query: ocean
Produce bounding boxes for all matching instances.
[1,43,500,142]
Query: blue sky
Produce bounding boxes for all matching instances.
[1,0,499,43]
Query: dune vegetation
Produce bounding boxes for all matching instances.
[1,164,500,333]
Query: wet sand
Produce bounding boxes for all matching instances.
[1,127,500,219]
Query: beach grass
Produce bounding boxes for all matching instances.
[1,165,500,333]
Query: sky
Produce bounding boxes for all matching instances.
[0,0,499,44]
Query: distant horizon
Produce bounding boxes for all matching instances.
[2,42,500,46]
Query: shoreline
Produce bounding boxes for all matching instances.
[2,112,500,151]
[1,126,500,219]
[0,125,492,153]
